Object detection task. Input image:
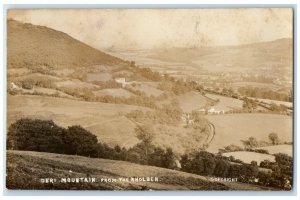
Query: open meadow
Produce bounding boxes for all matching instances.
[205,113,293,153]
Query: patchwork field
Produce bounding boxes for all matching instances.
[205,114,293,153]
[7,95,210,153]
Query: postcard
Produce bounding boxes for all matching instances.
[6,8,294,191]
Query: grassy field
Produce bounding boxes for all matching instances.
[205,93,243,112]
[6,150,274,190]
[255,145,293,156]
[205,113,293,153]
[7,95,150,144]
[159,91,209,113]
[222,151,275,165]
[93,88,136,98]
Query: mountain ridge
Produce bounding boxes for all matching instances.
[7,19,124,69]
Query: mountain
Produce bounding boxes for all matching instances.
[7,20,123,69]
[147,38,293,72]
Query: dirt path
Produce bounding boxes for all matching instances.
[205,122,216,147]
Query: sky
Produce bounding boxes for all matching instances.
[8,8,293,50]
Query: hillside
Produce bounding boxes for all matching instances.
[6,20,293,165]
[7,19,123,69]
[148,38,293,73]
[6,150,273,190]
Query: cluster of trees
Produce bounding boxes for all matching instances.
[180,151,259,182]
[126,100,183,125]
[92,80,122,90]
[240,133,281,149]
[7,119,177,169]
[28,64,56,76]
[181,150,293,190]
[11,78,56,90]
[157,80,194,95]
[242,98,258,112]
[57,87,158,109]
[258,153,293,189]
[269,103,290,113]
[238,86,291,102]
[7,119,98,156]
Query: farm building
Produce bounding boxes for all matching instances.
[207,107,225,115]
[10,82,19,90]
[114,77,126,87]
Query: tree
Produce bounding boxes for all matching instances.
[241,136,259,148]
[162,147,176,169]
[269,133,279,145]
[134,124,155,163]
[65,125,98,157]
[7,118,65,153]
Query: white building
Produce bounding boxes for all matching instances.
[114,77,126,87]
[207,107,225,115]
[10,82,19,90]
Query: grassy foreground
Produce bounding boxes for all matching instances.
[6,150,273,191]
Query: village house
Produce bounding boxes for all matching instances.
[114,77,126,88]
[207,107,225,115]
[10,82,19,90]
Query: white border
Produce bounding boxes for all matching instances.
[0,0,299,199]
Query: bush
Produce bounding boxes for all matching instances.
[21,80,34,89]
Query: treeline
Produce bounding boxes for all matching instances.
[57,87,158,109]
[181,151,259,180]
[238,86,291,102]
[7,119,176,169]
[180,151,292,190]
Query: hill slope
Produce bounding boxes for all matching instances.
[149,38,293,72]
[6,150,272,190]
[7,19,123,69]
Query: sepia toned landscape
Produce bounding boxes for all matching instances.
[6,9,293,191]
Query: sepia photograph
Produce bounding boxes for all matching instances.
[5,8,294,191]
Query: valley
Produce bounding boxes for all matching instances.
[6,19,293,190]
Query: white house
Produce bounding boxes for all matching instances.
[114,77,126,87]
[207,107,225,115]
[10,82,19,90]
